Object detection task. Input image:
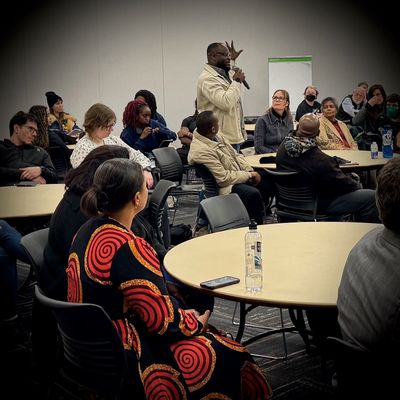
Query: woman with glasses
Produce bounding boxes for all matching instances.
[70,103,153,188]
[254,89,294,154]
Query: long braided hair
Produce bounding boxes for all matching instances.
[29,105,49,148]
[122,99,149,129]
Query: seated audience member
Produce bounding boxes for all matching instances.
[0,111,57,186]
[295,85,321,122]
[35,145,166,387]
[70,103,153,188]
[176,99,198,165]
[351,84,386,149]
[0,220,29,343]
[29,105,72,168]
[276,113,379,222]
[66,158,272,399]
[188,111,274,225]
[134,89,167,126]
[120,99,177,156]
[318,97,359,150]
[336,86,366,124]
[254,89,294,154]
[45,91,82,139]
[379,93,400,154]
[337,157,400,393]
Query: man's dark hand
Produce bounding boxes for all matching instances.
[225,40,243,61]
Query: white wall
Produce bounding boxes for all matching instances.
[0,0,398,140]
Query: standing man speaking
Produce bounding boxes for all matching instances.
[197,41,248,152]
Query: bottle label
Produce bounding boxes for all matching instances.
[254,241,262,270]
[382,128,393,158]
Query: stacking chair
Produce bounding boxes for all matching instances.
[34,285,141,399]
[200,193,249,232]
[193,163,219,199]
[47,146,71,182]
[151,147,202,222]
[264,169,350,222]
[19,227,49,291]
[147,179,176,249]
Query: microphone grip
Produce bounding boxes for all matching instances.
[242,80,250,90]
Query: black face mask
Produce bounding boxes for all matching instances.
[306,94,316,102]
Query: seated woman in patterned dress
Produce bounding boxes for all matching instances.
[66,158,272,399]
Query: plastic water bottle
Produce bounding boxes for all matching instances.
[382,127,393,158]
[370,141,378,159]
[245,220,263,292]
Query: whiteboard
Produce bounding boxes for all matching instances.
[268,56,313,115]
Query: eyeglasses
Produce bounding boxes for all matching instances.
[386,103,399,108]
[23,125,38,134]
[272,96,286,102]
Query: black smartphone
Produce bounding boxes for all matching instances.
[200,276,240,290]
[14,181,37,187]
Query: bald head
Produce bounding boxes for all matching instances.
[297,113,320,138]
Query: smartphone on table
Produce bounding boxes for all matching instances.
[200,276,240,290]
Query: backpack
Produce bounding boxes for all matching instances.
[170,224,192,245]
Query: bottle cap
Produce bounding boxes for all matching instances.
[249,219,257,229]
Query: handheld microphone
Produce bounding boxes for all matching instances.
[232,66,250,90]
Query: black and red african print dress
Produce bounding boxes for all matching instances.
[67,216,272,399]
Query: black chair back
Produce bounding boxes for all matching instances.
[264,169,333,222]
[34,285,131,398]
[193,164,219,198]
[152,147,184,184]
[200,193,250,232]
[147,179,176,247]
[20,227,49,289]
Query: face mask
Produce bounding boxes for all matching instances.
[306,94,316,102]
[386,106,398,119]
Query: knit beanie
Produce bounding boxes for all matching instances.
[45,91,62,109]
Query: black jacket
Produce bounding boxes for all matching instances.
[0,139,57,185]
[276,143,360,209]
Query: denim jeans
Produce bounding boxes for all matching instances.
[0,220,29,320]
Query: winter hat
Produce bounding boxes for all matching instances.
[45,91,62,109]
[297,113,320,138]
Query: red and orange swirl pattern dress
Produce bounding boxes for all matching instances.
[67,216,272,399]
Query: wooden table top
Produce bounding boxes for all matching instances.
[0,184,65,219]
[164,222,380,308]
[245,150,391,171]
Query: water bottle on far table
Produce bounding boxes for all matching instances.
[370,141,378,159]
[245,219,263,292]
[382,127,393,159]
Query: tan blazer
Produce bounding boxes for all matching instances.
[318,116,358,150]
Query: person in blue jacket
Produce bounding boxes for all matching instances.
[121,99,176,156]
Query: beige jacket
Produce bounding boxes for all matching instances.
[197,64,246,145]
[318,116,358,150]
[188,132,253,195]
